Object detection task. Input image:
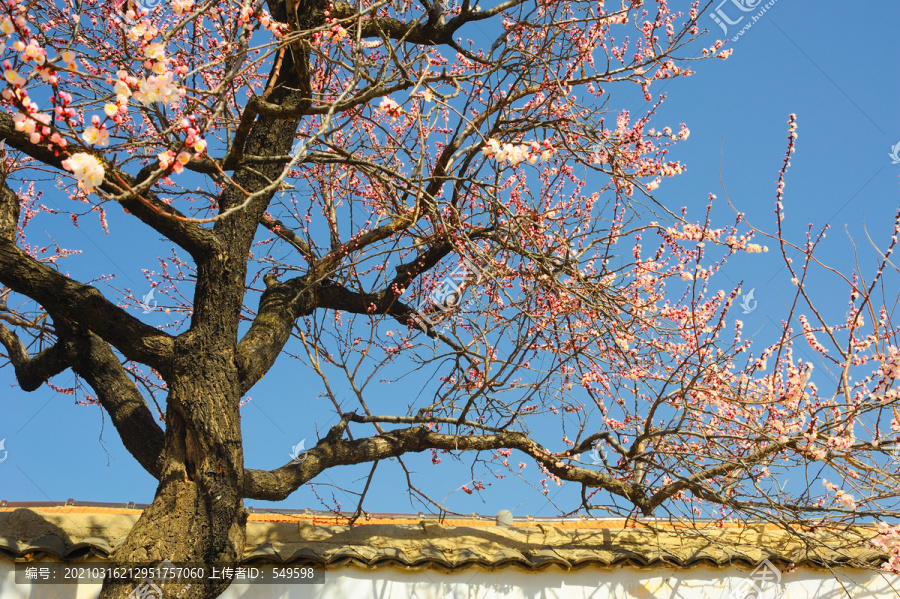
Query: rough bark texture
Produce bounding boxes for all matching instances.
[98,355,247,599]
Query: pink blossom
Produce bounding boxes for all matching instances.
[61,153,105,192]
[173,0,195,15]
[379,97,403,121]
[82,125,109,147]
[4,69,25,86]
[133,73,181,105]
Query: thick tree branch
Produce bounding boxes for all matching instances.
[315,278,421,320]
[104,170,221,260]
[0,175,18,242]
[224,46,309,167]
[235,255,448,394]
[0,241,174,370]
[245,0,520,122]
[235,275,317,395]
[235,271,429,395]
[329,0,523,45]
[243,417,639,504]
[0,324,69,391]
[243,416,799,517]
[258,214,316,260]
[67,328,166,479]
[248,78,419,120]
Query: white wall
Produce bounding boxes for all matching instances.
[1,560,897,599]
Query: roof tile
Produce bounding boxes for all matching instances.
[0,505,888,571]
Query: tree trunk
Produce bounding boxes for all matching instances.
[99,350,245,599]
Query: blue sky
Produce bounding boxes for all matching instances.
[1,1,899,518]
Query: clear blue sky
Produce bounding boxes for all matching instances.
[1,1,898,518]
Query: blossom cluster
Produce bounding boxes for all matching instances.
[172,0,195,16]
[798,314,829,357]
[481,139,556,166]
[725,234,768,253]
[648,124,690,141]
[664,222,722,243]
[0,0,224,194]
[871,346,900,403]
[700,39,732,60]
[821,479,856,510]
[156,117,208,174]
[379,97,403,121]
[2,14,64,152]
[872,522,900,573]
[61,154,105,193]
[658,220,769,254]
[775,115,798,220]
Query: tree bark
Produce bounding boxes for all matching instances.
[99,349,246,599]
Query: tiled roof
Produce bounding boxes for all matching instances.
[0,502,887,571]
